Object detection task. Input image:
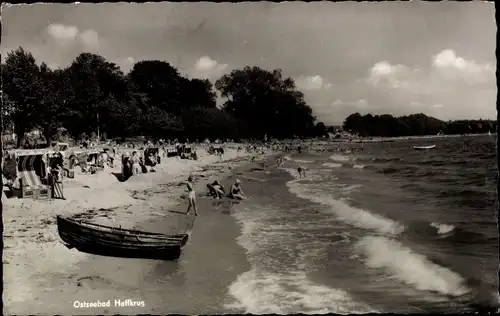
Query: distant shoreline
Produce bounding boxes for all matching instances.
[330,132,496,143]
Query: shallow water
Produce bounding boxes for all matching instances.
[225,135,498,314]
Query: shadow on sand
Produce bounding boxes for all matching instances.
[111,172,128,182]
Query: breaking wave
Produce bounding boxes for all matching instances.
[322,162,343,168]
[430,222,455,235]
[284,175,403,235]
[354,236,470,297]
[226,269,374,314]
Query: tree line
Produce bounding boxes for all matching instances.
[1,47,327,148]
[342,113,497,137]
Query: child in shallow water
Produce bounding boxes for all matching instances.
[297,166,306,178]
[186,176,199,216]
[207,180,225,199]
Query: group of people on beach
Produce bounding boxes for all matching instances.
[184,176,247,216]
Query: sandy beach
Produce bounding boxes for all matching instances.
[3,147,262,315]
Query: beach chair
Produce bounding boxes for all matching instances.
[19,170,51,200]
[77,153,90,173]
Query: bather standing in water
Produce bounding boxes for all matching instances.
[297,165,306,178]
[186,176,199,216]
[229,179,247,200]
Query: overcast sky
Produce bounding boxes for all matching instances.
[1,2,496,124]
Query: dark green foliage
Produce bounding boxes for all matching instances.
[1,48,324,146]
[216,67,316,139]
[343,113,497,137]
[4,47,492,147]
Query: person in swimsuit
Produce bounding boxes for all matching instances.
[229,179,246,200]
[186,176,199,216]
[207,180,225,199]
[130,151,141,175]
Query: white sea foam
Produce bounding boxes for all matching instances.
[339,184,363,194]
[226,268,375,314]
[322,162,343,168]
[286,178,403,235]
[353,164,366,169]
[354,236,470,297]
[329,154,351,162]
[294,159,314,164]
[430,222,455,235]
[228,203,375,314]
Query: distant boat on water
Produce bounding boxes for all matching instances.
[413,145,436,150]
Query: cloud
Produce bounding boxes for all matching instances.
[191,55,228,79]
[46,23,100,50]
[330,99,372,111]
[295,75,332,91]
[432,49,493,72]
[332,99,370,108]
[115,56,135,71]
[47,24,79,41]
[431,49,494,84]
[363,49,495,120]
[78,29,99,49]
[311,98,374,124]
[367,61,413,89]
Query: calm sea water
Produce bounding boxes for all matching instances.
[224,135,498,314]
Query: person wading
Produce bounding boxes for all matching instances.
[186,176,199,216]
[297,165,306,178]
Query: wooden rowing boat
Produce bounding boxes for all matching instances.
[413,145,436,150]
[56,216,189,260]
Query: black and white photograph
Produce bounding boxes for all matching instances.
[1,2,498,315]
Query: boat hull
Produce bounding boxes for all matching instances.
[57,216,189,260]
[413,145,436,150]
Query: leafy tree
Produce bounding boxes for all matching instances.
[342,112,495,137]
[98,97,142,139]
[182,107,241,141]
[215,67,316,139]
[65,53,125,139]
[314,122,327,137]
[36,64,72,143]
[2,47,42,147]
[128,60,184,114]
[180,78,217,110]
[139,107,184,140]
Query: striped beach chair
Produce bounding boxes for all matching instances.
[17,153,50,200]
[18,170,50,200]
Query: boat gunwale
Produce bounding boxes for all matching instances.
[57,216,189,240]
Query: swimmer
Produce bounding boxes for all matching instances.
[185,176,198,216]
[229,179,247,200]
[206,180,225,199]
[297,166,306,178]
